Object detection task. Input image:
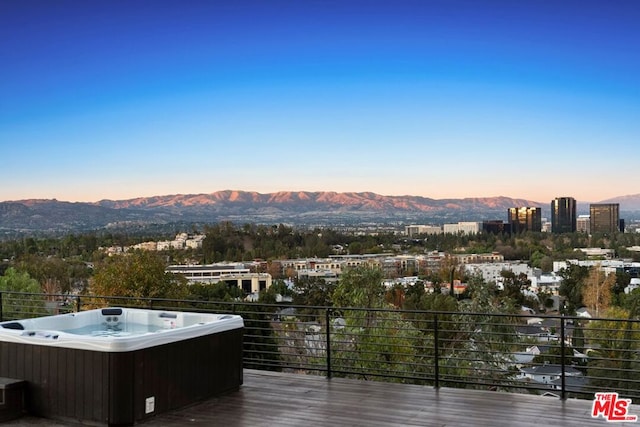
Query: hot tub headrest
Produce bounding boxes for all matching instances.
[101,308,123,316]
[1,322,25,330]
[159,312,177,319]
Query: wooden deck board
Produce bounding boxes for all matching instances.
[6,369,635,426]
[142,370,630,427]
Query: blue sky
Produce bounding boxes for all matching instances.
[1,0,638,203]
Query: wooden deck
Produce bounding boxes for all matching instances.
[7,370,635,426]
[147,370,631,427]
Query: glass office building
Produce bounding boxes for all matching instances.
[589,203,620,234]
[551,197,577,233]
[508,207,542,233]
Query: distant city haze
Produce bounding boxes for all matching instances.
[1,1,638,203]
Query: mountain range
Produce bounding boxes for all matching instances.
[1,190,639,237]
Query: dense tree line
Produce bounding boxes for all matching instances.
[199,222,393,262]
[2,222,640,314]
[3,223,640,270]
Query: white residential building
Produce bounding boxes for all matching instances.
[131,241,157,251]
[185,234,205,249]
[383,276,421,289]
[463,262,534,287]
[156,241,171,251]
[576,248,615,259]
[443,222,482,235]
[454,253,504,264]
[297,269,339,284]
[405,225,442,237]
[554,259,640,276]
[577,215,590,233]
[529,272,563,294]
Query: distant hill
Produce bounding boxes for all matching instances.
[1,190,639,237]
[600,194,640,211]
[96,191,542,214]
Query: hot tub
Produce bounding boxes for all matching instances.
[0,307,244,426]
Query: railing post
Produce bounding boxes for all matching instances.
[434,313,440,389]
[326,308,332,379]
[560,315,566,400]
[0,291,3,321]
[76,296,81,313]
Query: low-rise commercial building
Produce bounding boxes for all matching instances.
[166,263,272,293]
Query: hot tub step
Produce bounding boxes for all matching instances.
[0,377,25,422]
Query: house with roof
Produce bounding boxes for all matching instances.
[515,324,559,342]
[625,278,640,294]
[515,324,545,338]
[512,344,551,365]
[550,375,588,394]
[576,307,593,319]
[518,364,583,385]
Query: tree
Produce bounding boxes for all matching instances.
[402,282,460,383]
[330,308,422,382]
[558,264,589,313]
[91,251,188,302]
[586,306,640,398]
[293,277,334,315]
[258,279,293,304]
[385,284,405,308]
[266,261,283,279]
[187,281,243,302]
[0,268,46,319]
[16,255,69,294]
[327,265,422,382]
[529,250,546,269]
[403,283,458,333]
[331,265,385,310]
[347,241,363,255]
[238,303,283,371]
[463,274,512,313]
[532,344,585,368]
[439,275,519,389]
[612,270,631,306]
[500,270,536,308]
[267,279,292,297]
[582,267,615,317]
[572,322,586,353]
[539,256,554,273]
[436,256,462,294]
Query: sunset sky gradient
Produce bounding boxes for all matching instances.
[1,0,638,203]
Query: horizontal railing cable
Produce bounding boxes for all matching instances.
[1,290,640,400]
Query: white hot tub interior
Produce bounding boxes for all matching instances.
[0,307,243,352]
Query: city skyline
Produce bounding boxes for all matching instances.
[1,1,639,203]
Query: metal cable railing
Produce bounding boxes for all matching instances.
[1,291,639,401]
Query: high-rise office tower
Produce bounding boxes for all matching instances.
[589,203,620,234]
[507,207,542,233]
[551,197,576,233]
